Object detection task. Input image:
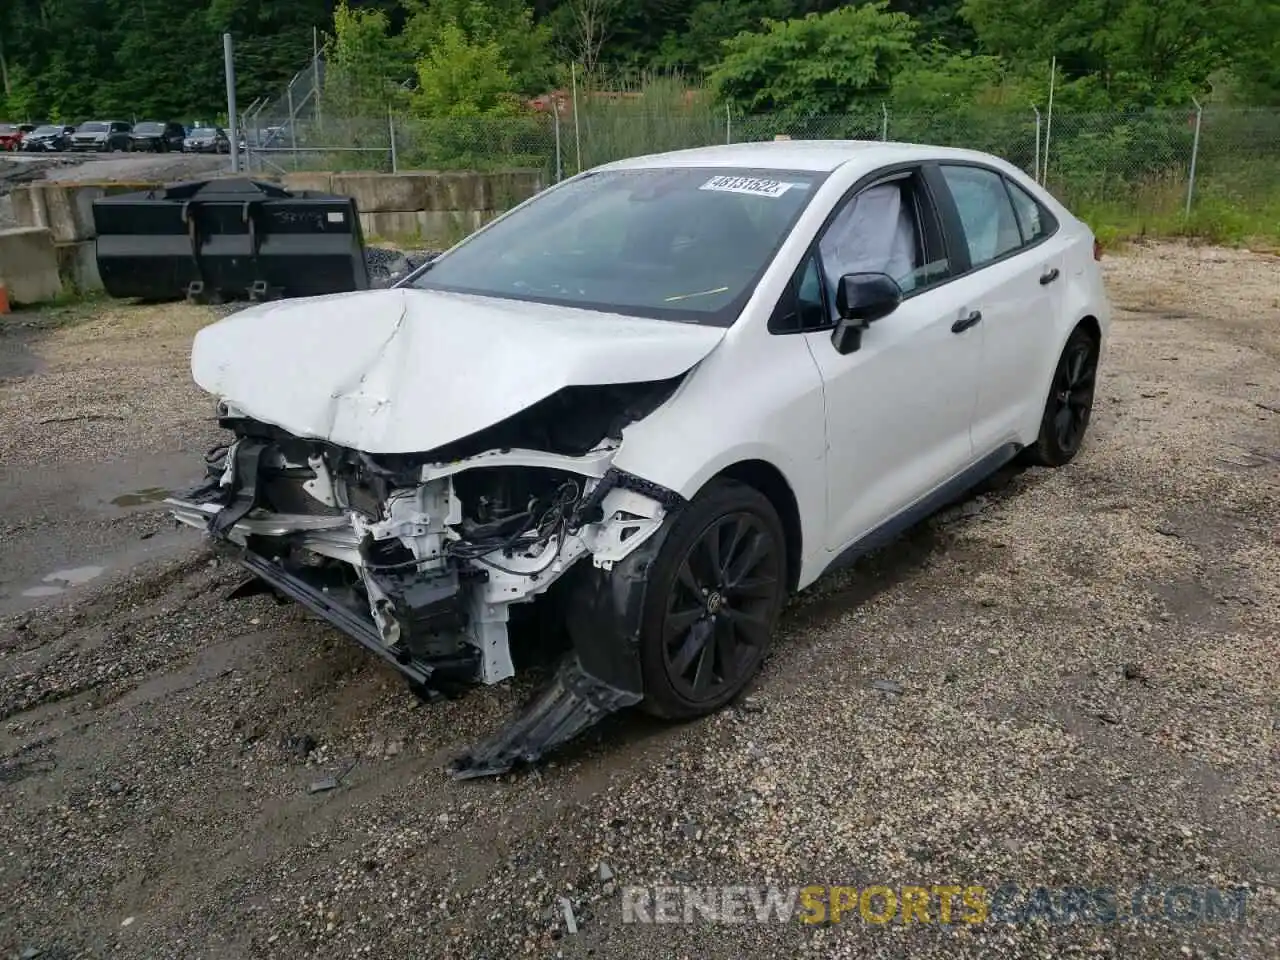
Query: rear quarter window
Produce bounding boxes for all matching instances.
[1005,179,1057,244]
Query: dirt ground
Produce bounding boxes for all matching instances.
[0,242,1277,959]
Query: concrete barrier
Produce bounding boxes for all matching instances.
[8,169,545,294]
[11,181,163,244]
[0,227,64,304]
[284,169,544,245]
[54,240,102,295]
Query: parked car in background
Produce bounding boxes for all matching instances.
[19,124,77,152]
[71,120,133,152]
[0,123,38,150]
[184,127,230,154]
[129,120,187,152]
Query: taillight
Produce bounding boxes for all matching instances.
[1092,238,1103,260]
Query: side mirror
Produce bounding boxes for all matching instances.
[832,272,903,354]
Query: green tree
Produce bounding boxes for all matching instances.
[656,0,794,70]
[889,42,1014,109]
[1218,1,1280,103]
[708,3,918,113]
[403,0,552,94]
[411,19,521,116]
[325,0,407,112]
[960,0,1252,105]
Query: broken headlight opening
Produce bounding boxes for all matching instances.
[167,380,685,779]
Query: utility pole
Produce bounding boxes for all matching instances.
[223,33,240,173]
[0,29,11,97]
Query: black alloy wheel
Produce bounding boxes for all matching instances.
[1027,325,1099,467]
[639,480,787,718]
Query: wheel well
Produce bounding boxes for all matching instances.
[1076,314,1101,345]
[713,460,802,592]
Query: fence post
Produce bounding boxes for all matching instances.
[881,102,888,141]
[388,106,398,173]
[240,113,251,173]
[553,101,562,182]
[1041,57,1056,185]
[1186,97,1203,218]
[287,86,297,170]
[571,62,582,175]
[312,30,322,132]
[1032,105,1041,182]
[726,104,732,145]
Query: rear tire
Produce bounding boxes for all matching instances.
[1024,325,1100,467]
[637,479,788,720]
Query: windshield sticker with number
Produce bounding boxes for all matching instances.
[699,175,798,198]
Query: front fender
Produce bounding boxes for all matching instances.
[614,439,825,588]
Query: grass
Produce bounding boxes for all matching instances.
[1,290,111,333]
[1071,176,1280,249]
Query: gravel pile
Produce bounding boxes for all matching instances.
[0,242,1277,959]
[366,247,441,287]
[40,153,228,184]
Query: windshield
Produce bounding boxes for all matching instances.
[33,125,63,135]
[190,128,217,137]
[411,167,823,326]
[134,122,164,134]
[79,122,108,133]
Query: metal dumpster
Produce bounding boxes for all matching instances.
[93,177,370,303]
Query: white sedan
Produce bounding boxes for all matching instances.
[169,140,1110,776]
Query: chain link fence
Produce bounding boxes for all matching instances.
[240,55,397,175]
[237,62,1280,233]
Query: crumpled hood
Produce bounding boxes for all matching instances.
[191,287,726,454]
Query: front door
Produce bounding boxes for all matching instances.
[799,167,983,552]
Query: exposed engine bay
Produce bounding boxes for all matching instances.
[166,378,686,777]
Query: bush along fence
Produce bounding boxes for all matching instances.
[238,88,1280,243]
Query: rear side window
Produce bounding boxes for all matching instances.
[939,165,1023,267]
[1005,179,1054,244]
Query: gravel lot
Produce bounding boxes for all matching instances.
[0,152,229,189]
[0,242,1277,959]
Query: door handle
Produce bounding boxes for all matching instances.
[1039,267,1060,285]
[952,310,982,333]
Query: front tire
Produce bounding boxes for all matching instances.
[638,480,788,719]
[1025,325,1099,467]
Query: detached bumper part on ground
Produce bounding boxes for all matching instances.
[167,421,683,778]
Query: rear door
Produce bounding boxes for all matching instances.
[932,163,1068,454]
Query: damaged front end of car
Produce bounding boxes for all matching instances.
[167,378,687,778]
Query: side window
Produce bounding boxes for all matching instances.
[939,165,1023,267]
[1004,179,1054,244]
[816,172,949,321]
[795,256,825,329]
[769,253,827,334]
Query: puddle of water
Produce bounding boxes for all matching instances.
[21,585,65,598]
[44,565,106,586]
[111,487,172,508]
[0,339,45,382]
[19,564,105,597]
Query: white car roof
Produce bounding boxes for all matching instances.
[596,139,1015,175]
